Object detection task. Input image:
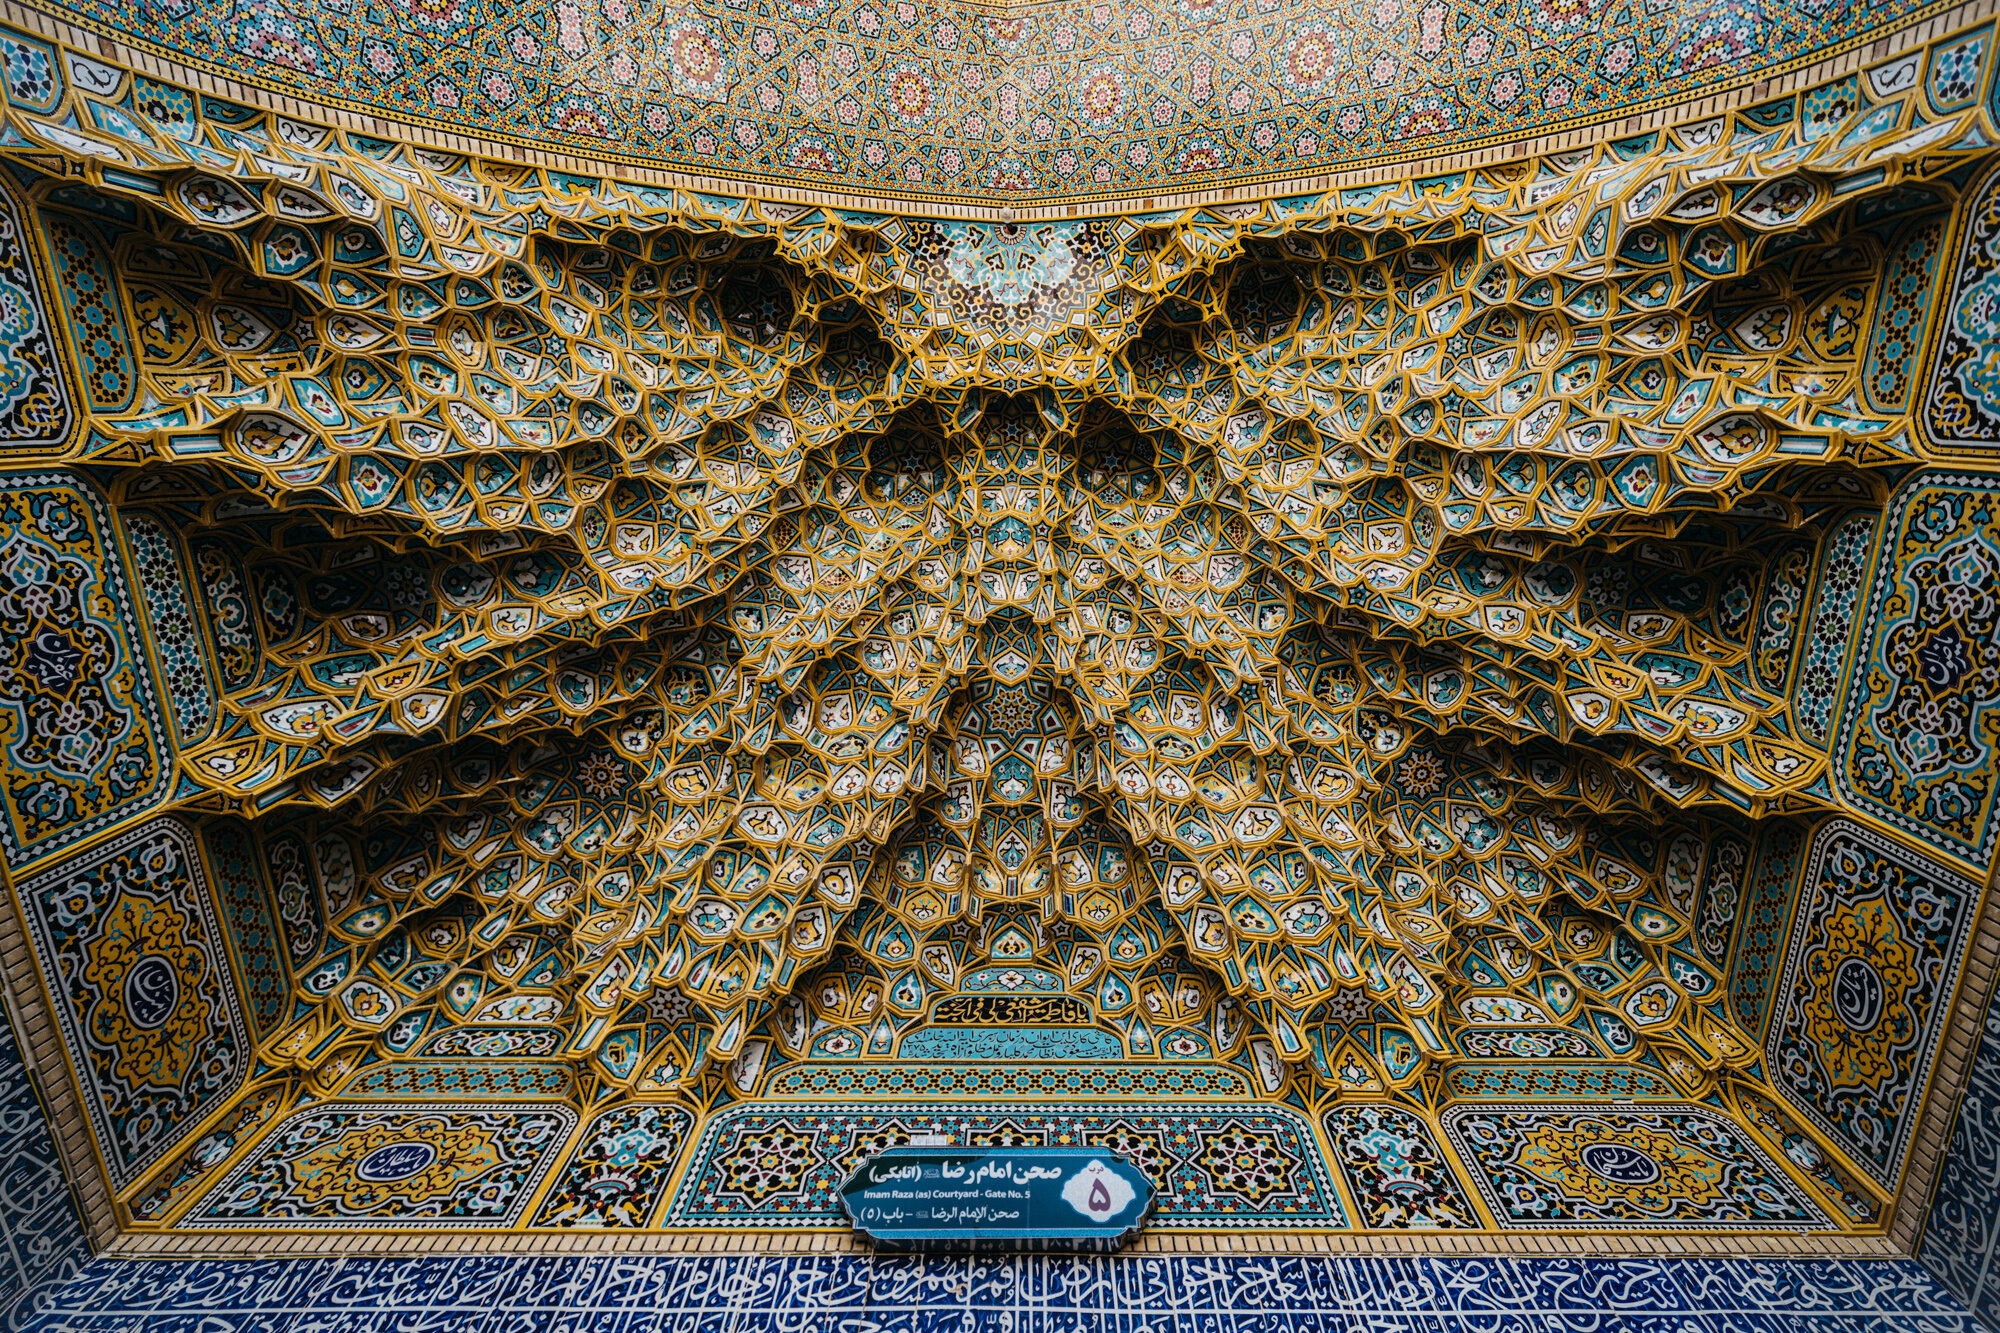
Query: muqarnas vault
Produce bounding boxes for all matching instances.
[0,0,1992,1268]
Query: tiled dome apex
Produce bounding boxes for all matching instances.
[8,0,1965,207]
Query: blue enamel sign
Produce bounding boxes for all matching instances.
[840,1146,1154,1251]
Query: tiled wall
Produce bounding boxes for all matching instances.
[0,996,88,1329]
[5,1253,1983,1330]
[1923,978,2000,1331]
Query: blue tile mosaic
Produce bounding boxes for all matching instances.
[8,1256,1979,1331]
[1922,974,2000,1332]
[0,996,89,1331]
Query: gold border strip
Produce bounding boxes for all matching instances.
[97,1225,1903,1260]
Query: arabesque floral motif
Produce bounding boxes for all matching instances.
[1769,821,1980,1189]
[0,478,164,864]
[1516,1118,1728,1214]
[79,889,211,1093]
[533,1104,695,1227]
[1445,1105,1824,1228]
[1797,896,1921,1092]
[17,819,246,1189]
[194,1104,573,1226]
[1840,475,2000,866]
[1324,1104,1479,1228]
[289,1118,505,1211]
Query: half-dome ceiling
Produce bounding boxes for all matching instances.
[19,0,1957,206]
[0,0,1994,1268]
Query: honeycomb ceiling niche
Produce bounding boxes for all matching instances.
[0,0,1993,1251]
